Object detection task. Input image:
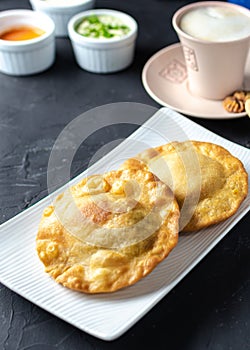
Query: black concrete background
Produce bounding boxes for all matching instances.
[0,0,249,349]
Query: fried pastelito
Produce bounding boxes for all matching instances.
[36,168,179,293]
[121,141,248,231]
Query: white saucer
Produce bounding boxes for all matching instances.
[142,43,250,119]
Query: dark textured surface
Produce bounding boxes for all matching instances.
[0,0,249,349]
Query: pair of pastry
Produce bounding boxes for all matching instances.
[36,141,248,293]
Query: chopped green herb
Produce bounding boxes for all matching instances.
[76,14,131,39]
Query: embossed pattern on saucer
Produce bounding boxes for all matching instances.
[142,43,250,119]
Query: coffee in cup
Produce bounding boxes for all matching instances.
[172,1,250,100]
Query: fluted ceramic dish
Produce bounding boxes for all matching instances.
[0,9,55,76]
[0,107,249,340]
[68,9,138,73]
[29,0,95,36]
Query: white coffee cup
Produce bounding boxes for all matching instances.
[172,1,250,100]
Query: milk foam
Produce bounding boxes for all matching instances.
[180,6,250,42]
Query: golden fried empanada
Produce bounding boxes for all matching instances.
[36,169,179,293]
[121,141,248,231]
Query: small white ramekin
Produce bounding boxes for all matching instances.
[68,9,138,73]
[0,9,55,76]
[29,0,95,37]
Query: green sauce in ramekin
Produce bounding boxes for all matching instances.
[75,14,131,39]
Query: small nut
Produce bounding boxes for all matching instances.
[223,96,245,113]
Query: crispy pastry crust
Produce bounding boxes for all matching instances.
[121,141,248,231]
[36,169,179,293]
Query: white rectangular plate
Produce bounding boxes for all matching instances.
[0,107,249,341]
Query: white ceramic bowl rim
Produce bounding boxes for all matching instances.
[0,9,55,47]
[29,0,94,10]
[68,9,138,46]
[172,1,250,45]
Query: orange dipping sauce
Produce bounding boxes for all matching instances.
[0,26,45,41]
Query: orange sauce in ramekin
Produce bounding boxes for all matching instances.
[0,26,45,41]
